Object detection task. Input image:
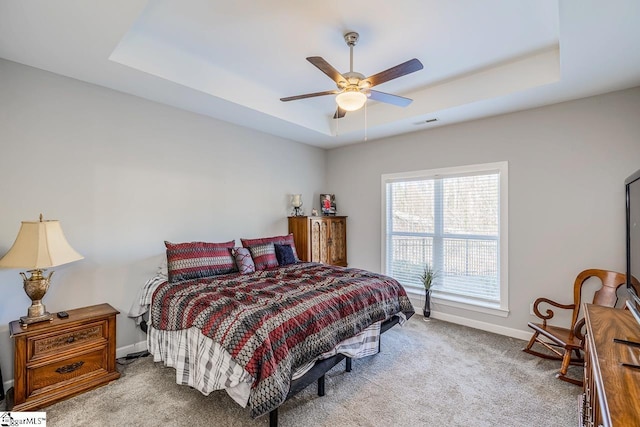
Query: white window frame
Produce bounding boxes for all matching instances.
[381,161,509,317]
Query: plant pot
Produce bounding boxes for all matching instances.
[423,289,432,318]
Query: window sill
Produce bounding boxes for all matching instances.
[405,287,509,318]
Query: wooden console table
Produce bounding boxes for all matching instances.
[581,304,640,426]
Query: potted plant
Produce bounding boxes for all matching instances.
[419,264,439,318]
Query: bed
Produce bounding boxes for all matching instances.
[130,239,414,425]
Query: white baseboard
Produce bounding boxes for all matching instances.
[2,379,12,396]
[427,310,532,341]
[410,301,532,341]
[115,340,149,359]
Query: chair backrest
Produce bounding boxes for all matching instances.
[571,269,640,331]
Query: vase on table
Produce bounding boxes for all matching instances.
[423,289,432,319]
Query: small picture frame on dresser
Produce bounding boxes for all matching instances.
[320,194,336,216]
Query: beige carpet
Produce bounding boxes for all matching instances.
[41,317,581,426]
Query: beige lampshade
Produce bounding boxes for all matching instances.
[0,217,84,269]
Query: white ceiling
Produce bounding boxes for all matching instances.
[1,0,639,149]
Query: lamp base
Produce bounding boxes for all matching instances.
[19,269,55,328]
[19,312,54,327]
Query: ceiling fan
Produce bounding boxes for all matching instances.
[280,31,423,119]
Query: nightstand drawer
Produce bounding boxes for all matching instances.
[29,321,107,361]
[28,347,107,396]
[10,303,120,411]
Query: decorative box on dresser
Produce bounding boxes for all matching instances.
[288,216,347,267]
[581,303,640,427]
[9,303,120,411]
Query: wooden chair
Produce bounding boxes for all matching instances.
[523,269,640,386]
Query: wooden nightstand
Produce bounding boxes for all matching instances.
[9,303,120,411]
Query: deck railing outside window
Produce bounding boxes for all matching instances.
[383,162,507,311]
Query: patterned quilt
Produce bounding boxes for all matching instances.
[150,262,414,418]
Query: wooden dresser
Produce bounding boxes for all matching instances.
[288,216,347,267]
[581,304,640,426]
[9,303,120,411]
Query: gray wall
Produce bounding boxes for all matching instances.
[2,55,639,388]
[0,59,326,384]
[326,87,640,337]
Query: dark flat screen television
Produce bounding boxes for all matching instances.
[626,169,640,324]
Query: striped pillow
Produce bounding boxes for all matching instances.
[248,242,279,271]
[165,240,237,283]
[241,233,299,262]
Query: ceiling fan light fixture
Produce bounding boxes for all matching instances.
[282,32,423,120]
[335,90,367,111]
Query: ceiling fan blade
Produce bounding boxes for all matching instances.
[333,107,347,119]
[368,90,413,107]
[307,57,347,84]
[365,58,423,88]
[280,90,339,102]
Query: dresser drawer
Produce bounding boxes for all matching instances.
[27,346,107,398]
[28,320,107,361]
[10,303,120,411]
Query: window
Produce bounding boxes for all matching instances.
[382,162,508,315]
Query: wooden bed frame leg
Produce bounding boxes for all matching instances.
[345,357,352,372]
[269,407,278,427]
[317,375,325,396]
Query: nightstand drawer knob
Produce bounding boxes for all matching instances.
[55,361,84,374]
[67,336,75,343]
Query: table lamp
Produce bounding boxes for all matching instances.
[291,194,303,216]
[0,214,83,326]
